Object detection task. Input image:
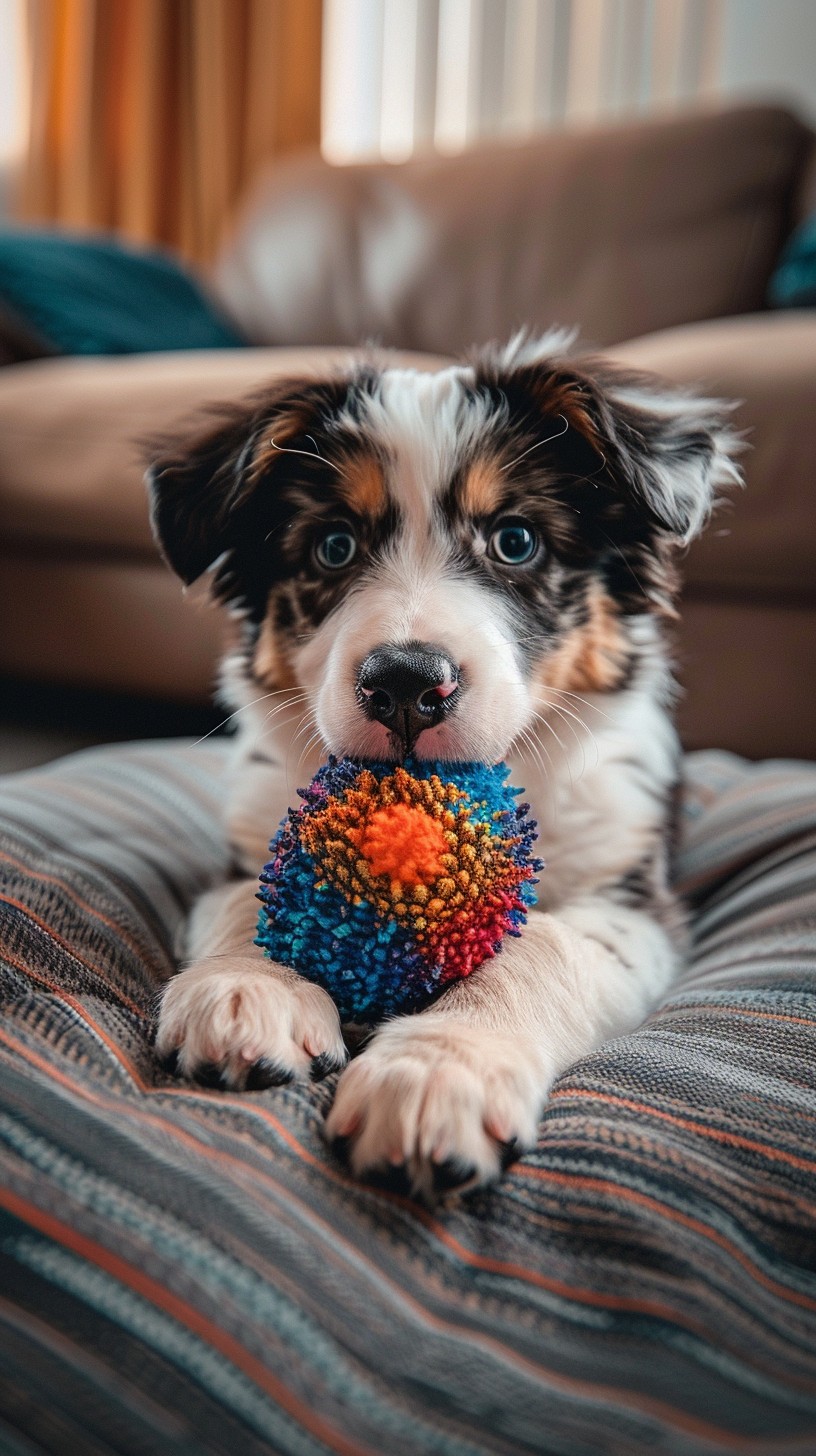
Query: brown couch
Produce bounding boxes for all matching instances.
[1,103,814,758]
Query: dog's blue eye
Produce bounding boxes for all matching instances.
[315,529,357,570]
[488,521,538,565]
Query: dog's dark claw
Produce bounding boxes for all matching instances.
[367,1162,413,1197]
[194,1061,226,1089]
[431,1158,478,1194]
[498,1137,520,1171]
[328,1132,352,1163]
[246,1058,294,1091]
[310,1051,348,1082]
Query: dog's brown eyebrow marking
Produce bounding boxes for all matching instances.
[458,418,569,519]
[460,457,506,517]
[336,451,386,517]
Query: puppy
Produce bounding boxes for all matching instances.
[148,332,739,1198]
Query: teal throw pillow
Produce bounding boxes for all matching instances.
[768,214,816,308]
[0,229,245,356]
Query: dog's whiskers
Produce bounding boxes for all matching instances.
[258,690,308,722]
[517,724,552,785]
[190,686,306,747]
[286,702,323,762]
[269,436,345,476]
[499,415,569,473]
[299,728,325,768]
[541,692,603,746]
[534,698,601,778]
[531,708,576,786]
[515,725,560,825]
[534,701,586,770]
[539,684,614,722]
[295,723,326,780]
[536,693,592,740]
[256,708,312,768]
[257,693,310,740]
[291,710,321,755]
[277,707,322,798]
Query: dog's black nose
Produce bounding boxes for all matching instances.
[357,641,460,747]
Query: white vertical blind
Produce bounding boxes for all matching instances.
[380,0,422,161]
[322,0,386,163]
[322,0,727,163]
[609,0,651,115]
[381,0,445,160]
[0,0,29,166]
[565,0,609,122]
[434,0,484,152]
[502,0,550,135]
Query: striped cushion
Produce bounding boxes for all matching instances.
[1,741,815,1454]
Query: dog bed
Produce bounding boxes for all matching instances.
[0,740,814,1455]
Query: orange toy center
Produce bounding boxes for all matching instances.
[353,803,448,884]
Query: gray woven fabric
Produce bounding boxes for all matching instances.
[0,740,815,1455]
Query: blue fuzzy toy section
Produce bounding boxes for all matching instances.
[255,756,541,1024]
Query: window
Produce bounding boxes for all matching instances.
[322,0,726,164]
[0,0,29,167]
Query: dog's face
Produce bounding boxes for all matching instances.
[149,336,738,764]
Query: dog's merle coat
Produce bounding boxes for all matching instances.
[148,333,740,1198]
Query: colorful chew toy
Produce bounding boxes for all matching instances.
[256,757,542,1023]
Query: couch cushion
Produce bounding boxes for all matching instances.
[216,105,813,356]
[0,741,815,1452]
[676,597,816,761]
[609,311,816,605]
[0,347,447,555]
[0,553,225,702]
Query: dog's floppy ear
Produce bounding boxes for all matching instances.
[147,408,262,587]
[488,334,743,544]
[594,369,743,544]
[146,379,324,602]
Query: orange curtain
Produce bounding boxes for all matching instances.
[21,0,323,262]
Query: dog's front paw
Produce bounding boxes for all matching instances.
[156,957,348,1090]
[325,1019,545,1199]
